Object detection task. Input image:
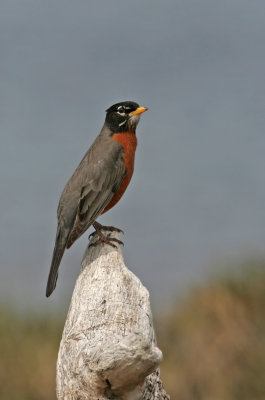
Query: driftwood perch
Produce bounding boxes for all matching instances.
[56,231,170,399]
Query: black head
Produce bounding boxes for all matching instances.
[105,101,148,133]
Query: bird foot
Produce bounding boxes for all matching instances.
[89,221,124,248]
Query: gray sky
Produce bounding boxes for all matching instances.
[1,0,265,312]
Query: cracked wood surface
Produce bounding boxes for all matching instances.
[56,231,170,400]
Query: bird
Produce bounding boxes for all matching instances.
[46,101,148,297]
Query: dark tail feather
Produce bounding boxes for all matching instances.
[46,227,68,297]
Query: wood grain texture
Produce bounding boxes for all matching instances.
[57,231,170,399]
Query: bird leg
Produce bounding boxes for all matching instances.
[89,221,124,248]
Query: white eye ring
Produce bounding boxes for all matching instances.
[117,110,126,116]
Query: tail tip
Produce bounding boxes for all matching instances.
[45,283,55,298]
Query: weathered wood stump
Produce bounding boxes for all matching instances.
[57,231,170,399]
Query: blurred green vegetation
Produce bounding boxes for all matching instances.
[158,260,265,400]
[1,260,265,399]
[0,309,63,399]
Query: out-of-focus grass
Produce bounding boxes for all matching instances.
[157,260,265,400]
[1,260,265,399]
[0,308,63,400]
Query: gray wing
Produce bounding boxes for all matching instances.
[62,137,126,249]
[46,132,126,297]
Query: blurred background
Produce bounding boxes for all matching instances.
[1,1,265,398]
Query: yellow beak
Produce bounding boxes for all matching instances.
[129,106,148,116]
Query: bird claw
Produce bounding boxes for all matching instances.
[89,221,124,248]
[89,225,124,239]
[89,236,124,248]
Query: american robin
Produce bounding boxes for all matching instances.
[46,101,148,297]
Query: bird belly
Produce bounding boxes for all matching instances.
[102,132,137,214]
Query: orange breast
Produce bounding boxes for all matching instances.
[102,132,137,213]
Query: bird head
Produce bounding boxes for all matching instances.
[105,101,148,133]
